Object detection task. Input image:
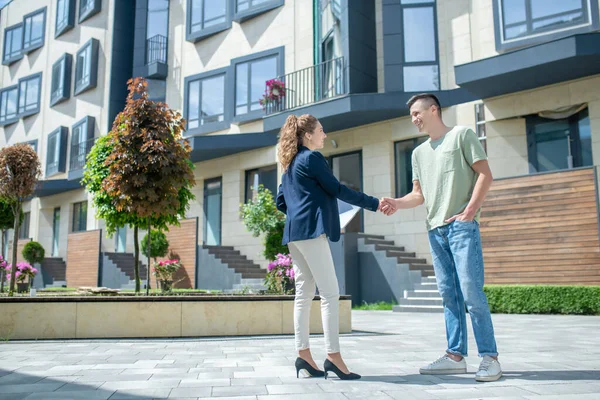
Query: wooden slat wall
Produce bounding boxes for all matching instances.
[66,230,101,288]
[158,218,197,289]
[481,168,600,285]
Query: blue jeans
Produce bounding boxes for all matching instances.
[428,220,498,357]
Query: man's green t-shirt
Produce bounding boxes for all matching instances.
[411,126,487,231]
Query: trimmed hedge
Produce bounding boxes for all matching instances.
[484,285,600,315]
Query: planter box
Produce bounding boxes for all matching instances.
[0,295,352,340]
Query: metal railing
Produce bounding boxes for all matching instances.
[146,34,168,65]
[264,56,346,115]
[69,138,95,171]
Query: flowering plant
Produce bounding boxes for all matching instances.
[265,253,295,294]
[152,259,181,281]
[259,79,286,109]
[5,262,37,283]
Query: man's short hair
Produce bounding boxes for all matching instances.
[407,93,442,116]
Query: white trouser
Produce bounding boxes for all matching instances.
[287,234,340,354]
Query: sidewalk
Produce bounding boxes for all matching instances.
[0,311,598,399]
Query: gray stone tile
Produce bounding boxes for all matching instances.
[231,377,283,386]
[265,384,324,395]
[108,388,171,399]
[99,378,180,391]
[75,373,152,382]
[0,373,45,385]
[0,383,65,394]
[257,394,347,400]
[212,385,268,397]
[23,390,114,399]
[178,378,230,387]
[168,387,211,397]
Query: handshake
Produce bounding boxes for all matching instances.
[378,197,397,216]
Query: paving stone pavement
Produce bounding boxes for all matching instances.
[0,311,599,399]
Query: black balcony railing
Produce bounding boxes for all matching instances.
[69,138,95,171]
[146,34,167,65]
[264,56,346,115]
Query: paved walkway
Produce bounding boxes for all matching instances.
[0,311,599,399]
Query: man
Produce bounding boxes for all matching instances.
[381,94,501,382]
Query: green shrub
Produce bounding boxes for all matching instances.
[22,241,45,265]
[484,285,600,315]
[141,230,169,260]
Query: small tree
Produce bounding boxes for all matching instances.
[0,199,23,292]
[240,185,288,261]
[103,78,195,294]
[22,241,45,286]
[0,144,41,296]
[141,230,169,262]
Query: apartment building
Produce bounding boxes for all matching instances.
[2,0,600,292]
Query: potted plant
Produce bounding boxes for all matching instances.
[152,259,181,293]
[142,230,169,289]
[265,253,295,295]
[22,241,45,291]
[259,79,286,112]
[5,262,38,293]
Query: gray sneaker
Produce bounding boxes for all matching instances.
[475,356,502,382]
[419,355,467,375]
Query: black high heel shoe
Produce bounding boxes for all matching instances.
[323,359,361,380]
[295,357,325,378]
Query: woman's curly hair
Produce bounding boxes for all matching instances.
[277,114,319,172]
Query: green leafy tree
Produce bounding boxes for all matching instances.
[240,185,288,261]
[0,199,23,293]
[141,229,169,261]
[102,78,195,294]
[22,241,45,265]
[0,144,41,296]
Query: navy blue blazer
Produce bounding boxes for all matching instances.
[276,146,379,245]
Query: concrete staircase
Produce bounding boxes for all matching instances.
[357,234,442,313]
[200,245,266,293]
[104,252,148,289]
[40,258,67,288]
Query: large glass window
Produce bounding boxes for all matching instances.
[526,107,592,173]
[47,127,67,177]
[496,0,597,50]
[0,86,18,126]
[187,74,225,129]
[236,0,271,12]
[72,201,88,233]
[23,8,46,52]
[395,137,428,197]
[70,117,94,171]
[74,39,98,95]
[147,0,169,64]
[401,0,439,91]
[245,165,277,202]
[235,55,278,116]
[18,74,42,117]
[2,24,23,64]
[191,0,227,32]
[56,0,73,36]
[79,0,101,23]
[51,54,72,106]
[19,212,31,240]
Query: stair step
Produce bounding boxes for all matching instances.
[405,290,440,298]
[356,233,386,240]
[400,298,443,306]
[386,250,416,258]
[409,264,434,271]
[397,257,427,264]
[365,238,395,246]
[374,244,406,252]
[393,305,444,313]
[203,245,235,251]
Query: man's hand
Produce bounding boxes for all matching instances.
[445,207,476,223]
[379,197,398,216]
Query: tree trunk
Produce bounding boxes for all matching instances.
[1,230,5,293]
[133,226,140,294]
[8,202,21,296]
[146,218,151,296]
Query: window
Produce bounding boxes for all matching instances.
[394,136,427,197]
[56,0,76,37]
[46,127,68,177]
[69,116,95,176]
[184,67,228,134]
[0,86,19,126]
[79,0,102,23]
[18,73,42,118]
[233,0,284,22]
[25,139,38,152]
[72,201,87,233]
[146,0,169,64]
[22,8,47,53]
[401,0,439,91]
[233,48,283,120]
[74,39,99,95]
[245,165,277,202]
[19,212,31,240]
[186,0,230,42]
[494,0,599,51]
[475,103,487,153]
[2,23,23,65]
[51,54,72,106]
[526,107,591,173]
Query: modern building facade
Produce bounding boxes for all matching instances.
[2,0,600,290]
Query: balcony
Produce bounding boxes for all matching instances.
[264,57,347,115]
[145,34,168,80]
[68,138,94,180]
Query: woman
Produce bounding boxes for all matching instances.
[276,114,382,380]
